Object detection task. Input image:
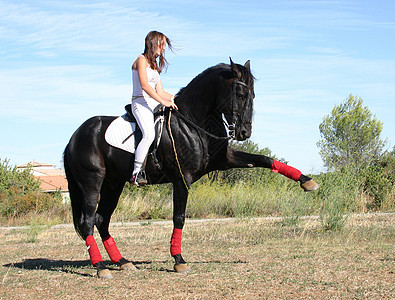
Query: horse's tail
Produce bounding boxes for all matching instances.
[63,145,84,239]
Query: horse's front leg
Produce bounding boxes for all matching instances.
[170,179,189,273]
[226,148,319,191]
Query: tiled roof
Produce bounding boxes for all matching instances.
[16,161,68,192]
[17,161,54,168]
[33,169,65,176]
[36,175,68,192]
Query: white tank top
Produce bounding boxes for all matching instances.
[132,56,160,108]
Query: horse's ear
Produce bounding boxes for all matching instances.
[244,60,251,72]
[230,57,240,78]
[230,57,235,69]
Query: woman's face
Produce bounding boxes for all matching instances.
[156,37,166,56]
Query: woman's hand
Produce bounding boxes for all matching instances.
[163,99,178,110]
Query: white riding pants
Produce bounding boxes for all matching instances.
[131,98,157,174]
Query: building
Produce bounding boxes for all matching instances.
[17,161,69,202]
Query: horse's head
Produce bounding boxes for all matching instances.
[222,58,255,141]
[175,59,254,141]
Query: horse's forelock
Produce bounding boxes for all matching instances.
[238,64,255,88]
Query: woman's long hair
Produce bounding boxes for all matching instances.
[143,31,173,74]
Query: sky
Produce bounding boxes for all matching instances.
[0,0,394,174]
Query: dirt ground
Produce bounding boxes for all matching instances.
[0,214,394,299]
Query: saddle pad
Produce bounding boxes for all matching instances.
[105,114,140,154]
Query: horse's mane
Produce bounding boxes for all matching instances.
[176,63,229,97]
[176,62,254,98]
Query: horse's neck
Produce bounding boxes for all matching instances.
[177,74,230,128]
[177,97,214,126]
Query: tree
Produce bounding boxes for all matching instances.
[317,94,386,173]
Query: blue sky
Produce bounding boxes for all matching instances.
[0,0,394,174]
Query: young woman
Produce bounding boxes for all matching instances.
[131,31,178,186]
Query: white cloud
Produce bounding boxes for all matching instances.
[0,65,130,123]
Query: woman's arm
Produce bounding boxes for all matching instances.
[136,56,177,109]
[135,56,164,104]
[156,80,175,101]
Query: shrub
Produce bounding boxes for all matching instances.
[114,184,173,221]
[315,168,362,231]
[360,166,393,210]
[0,158,64,221]
[0,159,40,193]
[0,186,56,219]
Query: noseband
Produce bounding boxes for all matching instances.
[228,78,252,139]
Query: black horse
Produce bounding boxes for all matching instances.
[64,59,319,278]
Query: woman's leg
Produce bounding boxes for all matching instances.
[131,101,156,176]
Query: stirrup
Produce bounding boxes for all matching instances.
[130,171,147,187]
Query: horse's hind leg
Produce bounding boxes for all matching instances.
[79,188,113,279]
[95,181,136,271]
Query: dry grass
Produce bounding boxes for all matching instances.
[0,214,394,299]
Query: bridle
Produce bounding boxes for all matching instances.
[170,77,252,141]
[227,78,252,139]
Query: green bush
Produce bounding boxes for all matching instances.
[315,168,362,231]
[358,148,395,210]
[0,158,62,220]
[360,166,393,210]
[0,159,40,193]
[114,184,173,221]
[187,175,318,220]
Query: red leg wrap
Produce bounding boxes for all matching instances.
[85,235,103,266]
[103,236,123,263]
[170,228,182,256]
[271,159,302,182]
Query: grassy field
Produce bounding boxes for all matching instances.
[0,213,393,299]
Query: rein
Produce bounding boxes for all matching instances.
[168,109,189,190]
[169,78,251,141]
[170,109,231,140]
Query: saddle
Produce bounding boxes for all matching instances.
[104,104,165,170]
[123,104,164,123]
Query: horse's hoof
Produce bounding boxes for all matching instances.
[174,264,189,273]
[97,269,113,279]
[301,180,320,192]
[120,262,137,271]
